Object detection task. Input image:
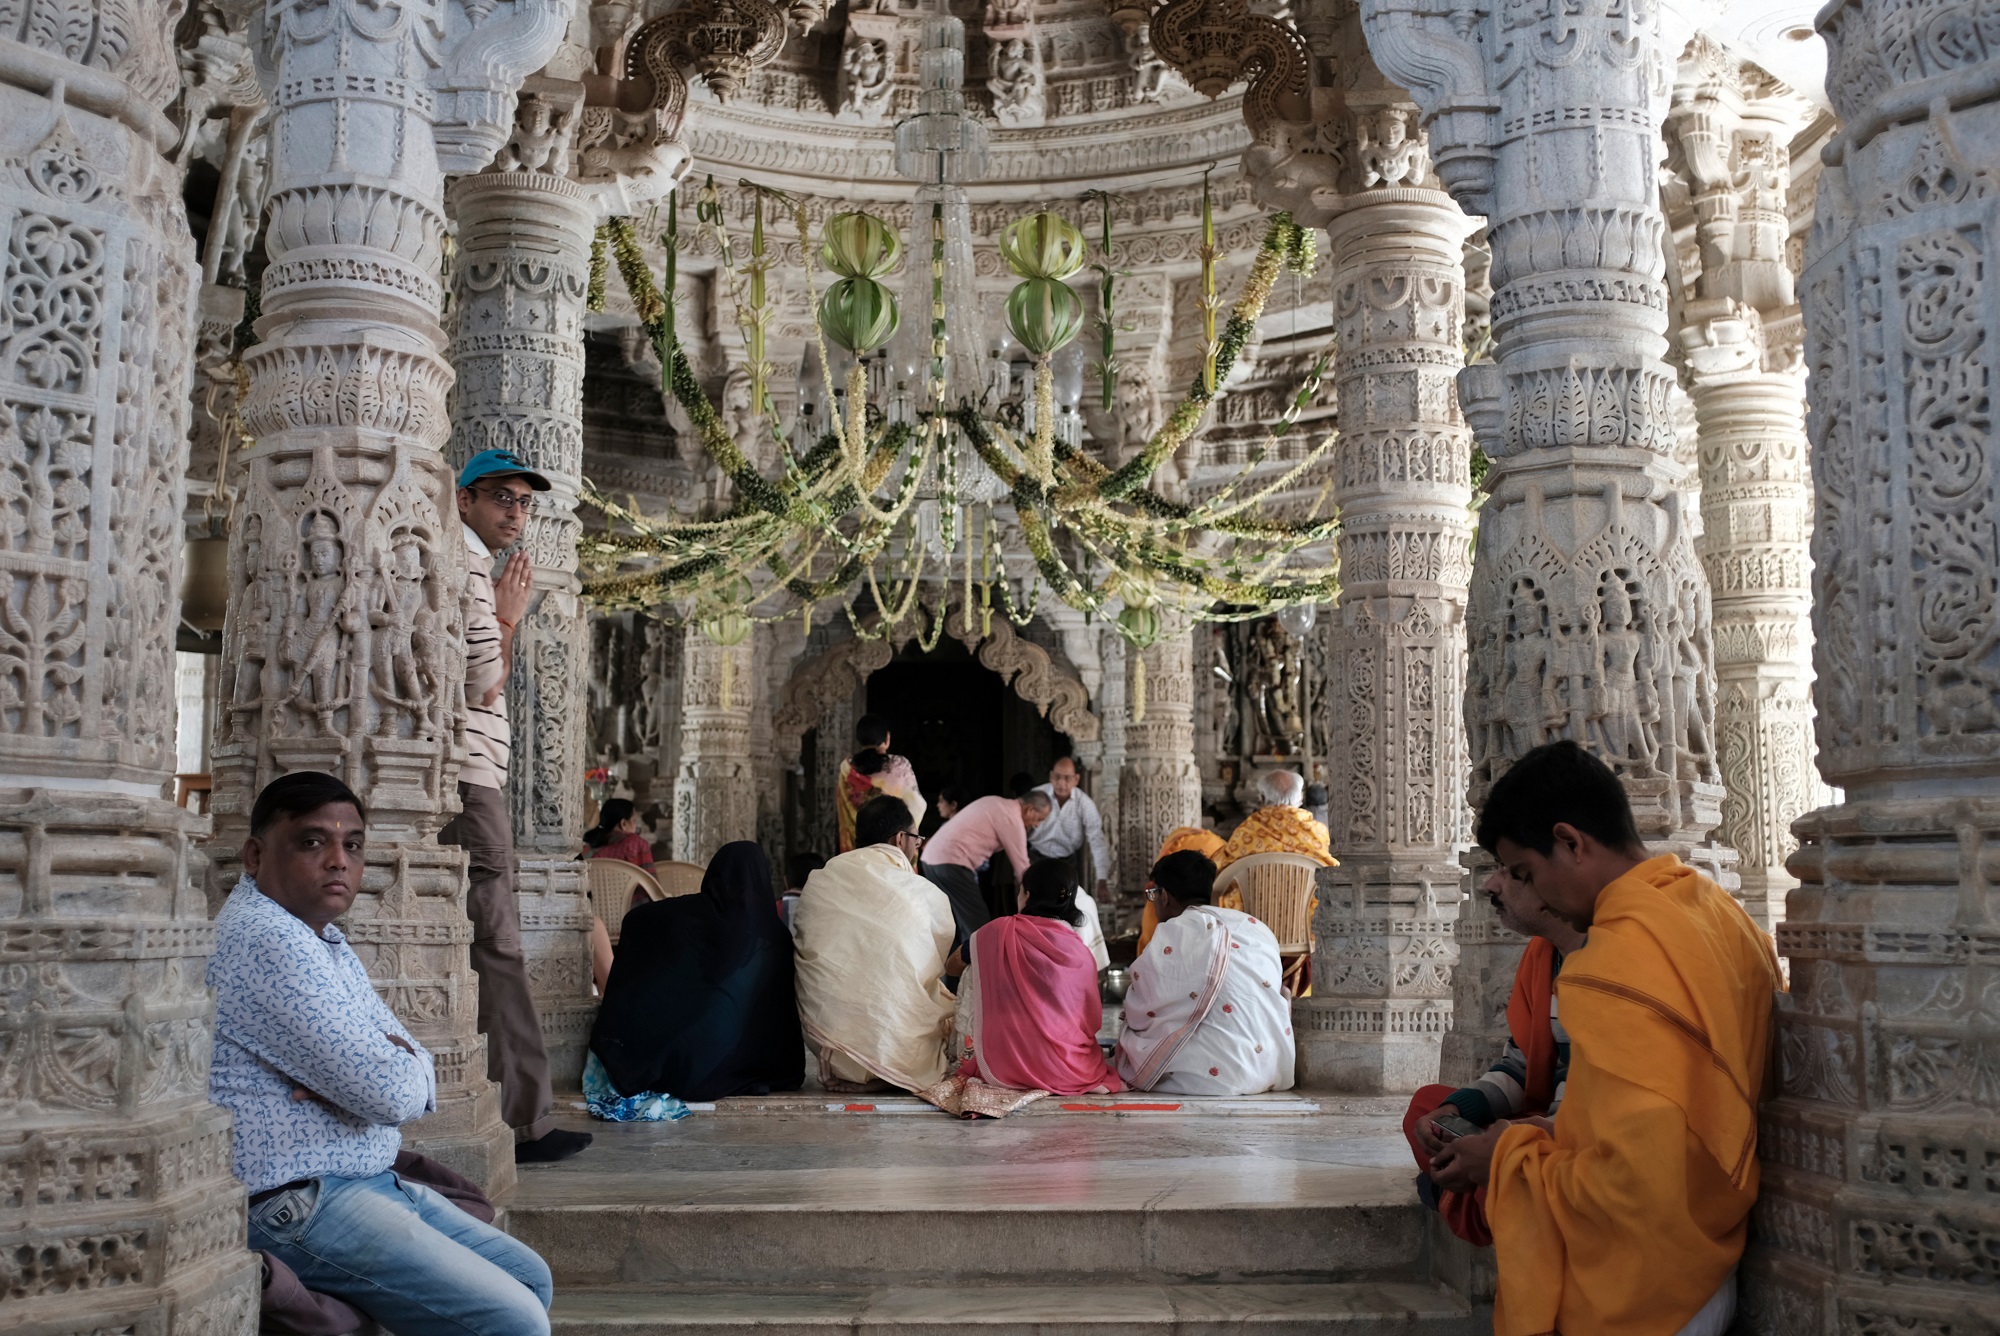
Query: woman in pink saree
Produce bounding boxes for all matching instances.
[953,860,1123,1098]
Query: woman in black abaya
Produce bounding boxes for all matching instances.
[589,841,806,1102]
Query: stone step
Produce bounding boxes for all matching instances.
[549,1282,1481,1336]
[508,1107,1426,1289]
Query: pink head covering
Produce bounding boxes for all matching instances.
[967,914,1123,1096]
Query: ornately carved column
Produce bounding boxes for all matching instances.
[446,91,597,1088]
[1360,0,1739,1083]
[1667,49,1817,933]
[0,22,259,1333]
[212,0,564,1192]
[1741,5,2000,1332]
[673,628,758,863]
[1304,174,1475,1092]
[1116,621,1202,895]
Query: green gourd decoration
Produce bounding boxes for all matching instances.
[817,211,901,354]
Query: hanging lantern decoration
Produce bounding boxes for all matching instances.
[817,211,902,355]
[1118,601,1163,723]
[1005,279,1084,358]
[1117,601,1162,649]
[1000,211,1087,356]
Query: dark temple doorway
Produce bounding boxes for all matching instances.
[865,635,1067,835]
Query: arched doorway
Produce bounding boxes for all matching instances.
[774,597,1102,859]
[865,634,1066,828]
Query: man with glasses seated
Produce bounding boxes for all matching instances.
[440,449,589,1164]
[792,795,961,1094]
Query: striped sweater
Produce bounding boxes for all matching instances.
[460,527,509,789]
[1445,946,1570,1124]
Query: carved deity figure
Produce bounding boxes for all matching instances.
[371,531,430,736]
[281,512,357,734]
[1127,23,1183,103]
[212,128,268,287]
[231,514,270,719]
[1592,580,1657,773]
[720,367,759,454]
[1245,618,1302,755]
[1114,372,1163,464]
[1671,584,1718,779]
[1357,108,1428,189]
[989,38,1045,127]
[839,36,894,124]
[492,91,578,175]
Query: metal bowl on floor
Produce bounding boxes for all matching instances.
[1100,967,1131,1002]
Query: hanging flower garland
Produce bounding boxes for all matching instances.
[576,180,1341,644]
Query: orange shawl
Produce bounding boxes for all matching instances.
[1487,856,1782,1336]
[1213,805,1334,873]
[1138,827,1229,952]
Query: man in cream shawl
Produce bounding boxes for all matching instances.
[793,795,957,1091]
[1115,849,1296,1096]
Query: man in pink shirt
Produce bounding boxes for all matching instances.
[920,791,1052,937]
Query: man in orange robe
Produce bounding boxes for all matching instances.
[1213,770,1335,873]
[1402,865,1584,1245]
[1430,741,1781,1336]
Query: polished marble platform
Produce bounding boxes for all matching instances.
[508,1095,1479,1335]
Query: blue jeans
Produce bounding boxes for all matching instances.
[248,1171,553,1336]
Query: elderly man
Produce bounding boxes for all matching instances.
[1431,742,1781,1336]
[438,447,587,1164]
[1115,850,1296,1096]
[1215,768,1335,872]
[209,772,554,1336]
[920,789,1051,936]
[793,795,959,1092]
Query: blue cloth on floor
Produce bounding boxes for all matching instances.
[582,1052,692,1123]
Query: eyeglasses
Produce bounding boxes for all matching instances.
[1143,885,1163,902]
[475,487,536,514]
[896,831,925,850]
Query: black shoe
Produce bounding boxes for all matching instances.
[516,1129,592,1164]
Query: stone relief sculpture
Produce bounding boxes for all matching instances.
[837,30,895,124]
[988,37,1047,127]
[1127,23,1189,104]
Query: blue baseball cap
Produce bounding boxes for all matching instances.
[458,449,552,492]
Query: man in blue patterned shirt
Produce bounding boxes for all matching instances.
[209,771,553,1336]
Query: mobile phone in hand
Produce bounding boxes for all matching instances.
[1429,1114,1484,1142]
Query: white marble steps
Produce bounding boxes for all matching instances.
[507,1104,1427,1289]
[549,1281,1481,1336]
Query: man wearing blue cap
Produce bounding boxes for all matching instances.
[440,450,590,1164]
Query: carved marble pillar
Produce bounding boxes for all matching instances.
[1116,621,1202,897]
[446,93,597,1089]
[1740,5,2000,1331]
[211,0,564,1193]
[1667,53,1817,934]
[1302,195,1475,1092]
[1360,0,1738,1080]
[673,628,757,863]
[0,31,260,1334]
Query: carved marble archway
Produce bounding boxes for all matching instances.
[774,596,1102,762]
